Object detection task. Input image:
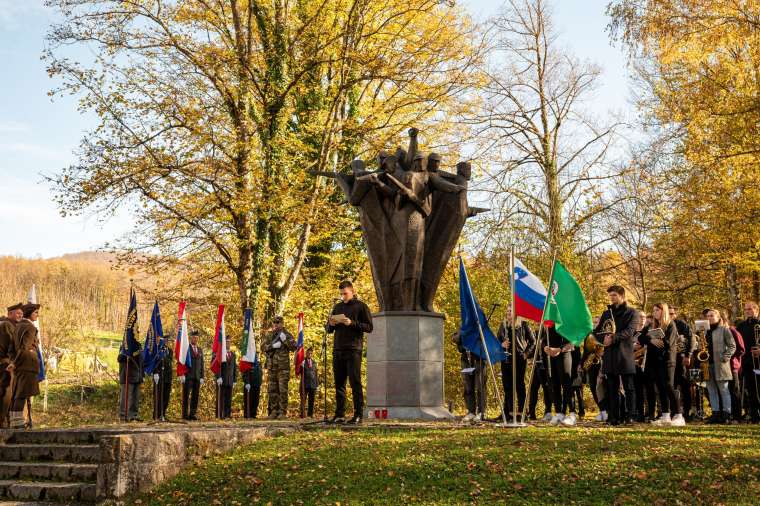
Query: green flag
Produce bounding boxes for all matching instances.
[544,260,593,345]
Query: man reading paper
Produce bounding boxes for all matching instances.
[326,280,373,425]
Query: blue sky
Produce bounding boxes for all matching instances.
[0,0,633,258]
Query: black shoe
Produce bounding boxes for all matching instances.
[189,415,198,421]
[705,413,721,424]
[347,416,362,425]
[330,415,346,424]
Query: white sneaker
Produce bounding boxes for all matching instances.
[594,411,607,422]
[462,412,475,422]
[475,413,484,422]
[561,412,577,426]
[652,413,672,426]
[671,413,686,426]
[542,413,553,422]
[550,413,565,426]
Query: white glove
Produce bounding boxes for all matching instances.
[179,375,185,384]
[245,383,251,391]
[153,374,160,384]
[272,341,282,349]
[216,378,223,386]
[199,378,204,385]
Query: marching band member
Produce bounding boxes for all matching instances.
[703,309,737,424]
[736,301,760,422]
[639,303,684,426]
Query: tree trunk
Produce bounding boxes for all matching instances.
[725,262,740,320]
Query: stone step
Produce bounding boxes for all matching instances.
[0,445,100,464]
[0,481,96,502]
[0,463,97,483]
[5,430,116,445]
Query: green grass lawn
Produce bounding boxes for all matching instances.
[133,424,760,505]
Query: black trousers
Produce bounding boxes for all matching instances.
[742,364,760,420]
[462,360,486,415]
[607,373,635,423]
[333,350,363,418]
[216,385,233,419]
[182,379,201,419]
[548,354,573,414]
[528,362,553,417]
[674,359,692,416]
[243,383,261,418]
[501,358,527,416]
[587,363,602,410]
[649,359,680,415]
[729,370,742,420]
[635,366,656,419]
[306,388,316,417]
[153,379,172,419]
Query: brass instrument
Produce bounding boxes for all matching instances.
[582,336,604,371]
[676,334,686,353]
[634,342,647,369]
[695,329,711,382]
[594,306,616,344]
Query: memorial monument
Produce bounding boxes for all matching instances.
[327,128,486,419]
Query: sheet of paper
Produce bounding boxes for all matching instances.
[461,367,475,374]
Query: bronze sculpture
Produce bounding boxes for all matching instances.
[322,128,487,312]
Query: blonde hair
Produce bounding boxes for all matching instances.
[653,303,671,329]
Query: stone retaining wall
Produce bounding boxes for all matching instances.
[97,426,290,498]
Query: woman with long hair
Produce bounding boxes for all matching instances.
[638,302,685,426]
[703,309,737,424]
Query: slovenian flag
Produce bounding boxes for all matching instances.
[210,304,227,375]
[28,284,45,381]
[239,308,257,373]
[294,312,305,377]
[174,301,192,376]
[513,258,548,323]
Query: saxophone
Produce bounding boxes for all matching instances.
[696,330,711,382]
[634,331,648,369]
[582,336,605,371]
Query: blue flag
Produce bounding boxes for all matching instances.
[120,287,140,357]
[458,257,506,364]
[142,301,164,374]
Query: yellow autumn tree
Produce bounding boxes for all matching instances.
[608,0,760,316]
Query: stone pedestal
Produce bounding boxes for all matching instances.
[365,311,454,420]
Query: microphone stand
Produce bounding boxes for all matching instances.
[322,300,339,423]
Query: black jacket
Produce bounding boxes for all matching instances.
[327,297,373,352]
[638,321,679,366]
[302,357,319,390]
[597,302,640,375]
[673,318,695,356]
[118,350,144,384]
[496,321,536,361]
[736,316,760,367]
[213,351,237,386]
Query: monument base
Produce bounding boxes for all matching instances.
[365,311,454,420]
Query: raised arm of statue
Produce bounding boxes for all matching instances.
[356,173,396,199]
[404,128,419,170]
[467,206,489,218]
[429,173,465,193]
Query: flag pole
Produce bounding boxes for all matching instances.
[460,256,508,426]
[510,245,518,426]
[521,251,557,422]
[123,281,133,422]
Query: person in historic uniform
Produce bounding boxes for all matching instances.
[118,334,144,422]
[497,307,536,421]
[0,303,23,427]
[152,336,174,421]
[180,330,204,420]
[595,285,640,426]
[213,347,237,419]
[8,303,42,429]
[327,280,373,424]
[264,316,296,419]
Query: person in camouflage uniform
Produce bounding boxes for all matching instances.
[264,315,297,419]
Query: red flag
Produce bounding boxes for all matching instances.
[210,304,227,375]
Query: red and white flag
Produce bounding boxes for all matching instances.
[174,301,191,376]
[210,304,227,375]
